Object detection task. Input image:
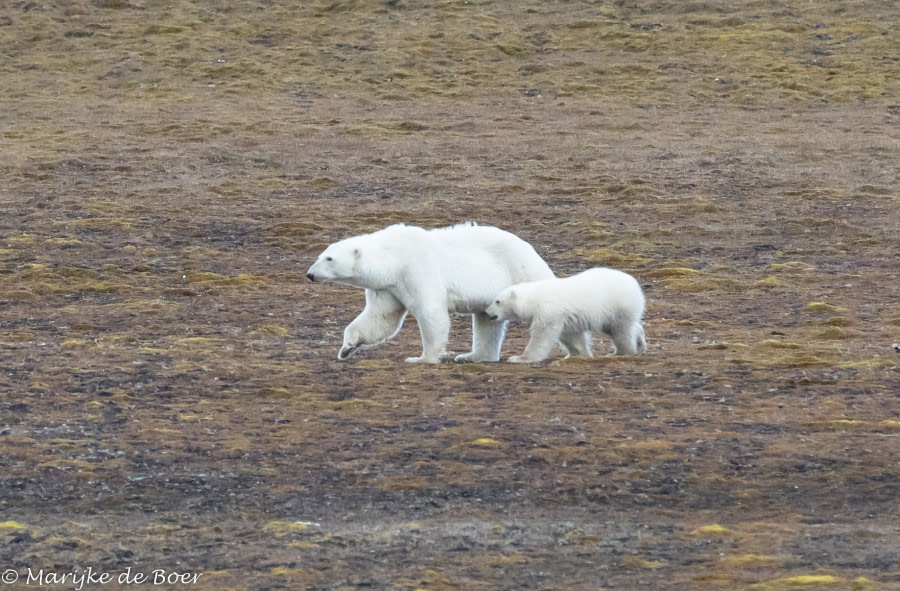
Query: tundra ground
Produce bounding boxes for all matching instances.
[1,1,898,589]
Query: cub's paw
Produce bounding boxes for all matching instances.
[454,352,499,363]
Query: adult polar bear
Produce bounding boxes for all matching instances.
[307,223,589,363]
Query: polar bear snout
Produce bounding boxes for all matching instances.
[485,300,505,322]
[307,254,345,284]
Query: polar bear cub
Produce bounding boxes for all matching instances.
[307,223,563,363]
[485,267,647,363]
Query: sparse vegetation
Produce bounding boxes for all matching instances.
[1,0,897,590]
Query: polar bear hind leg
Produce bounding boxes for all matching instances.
[454,312,506,363]
[634,323,647,354]
[608,319,645,356]
[404,302,451,364]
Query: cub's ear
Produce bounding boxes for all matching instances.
[353,247,361,260]
[507,290,518,301]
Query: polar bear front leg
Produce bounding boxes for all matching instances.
[404,303,451,364]
[454,312,506,363]
[509,321,563,363]
[338,289,407,360]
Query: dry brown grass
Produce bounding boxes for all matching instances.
[1,1,898,589]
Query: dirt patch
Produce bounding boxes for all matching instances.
[1,1,898,589]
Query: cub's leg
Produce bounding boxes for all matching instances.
[455,312,506,363]
[634,323,647,354]
[609,320,644,355]
[509,321,564,363]
[559,330,593,358]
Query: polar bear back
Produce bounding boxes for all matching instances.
[356,224,554,313]
[519,267,645,330]
[418,224,554,313]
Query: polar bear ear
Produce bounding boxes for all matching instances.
[507,290,518,301]
[353,247,361,260]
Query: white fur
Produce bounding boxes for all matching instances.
[307,223,555,363]
[485,267,647,363]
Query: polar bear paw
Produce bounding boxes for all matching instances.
[453,352,500,363]
[405,355,444,364]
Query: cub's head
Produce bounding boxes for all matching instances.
[485,287,519,322]
[307,242,360,285]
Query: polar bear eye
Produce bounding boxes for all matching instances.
[325,256,333,262]
[495,300,500,304]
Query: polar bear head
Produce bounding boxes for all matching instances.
[307,240,363,286]
[485,286,522,323]
[307,232,400,290]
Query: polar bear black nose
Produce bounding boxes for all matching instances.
[488,314,498,321]
[307,273,316,282]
